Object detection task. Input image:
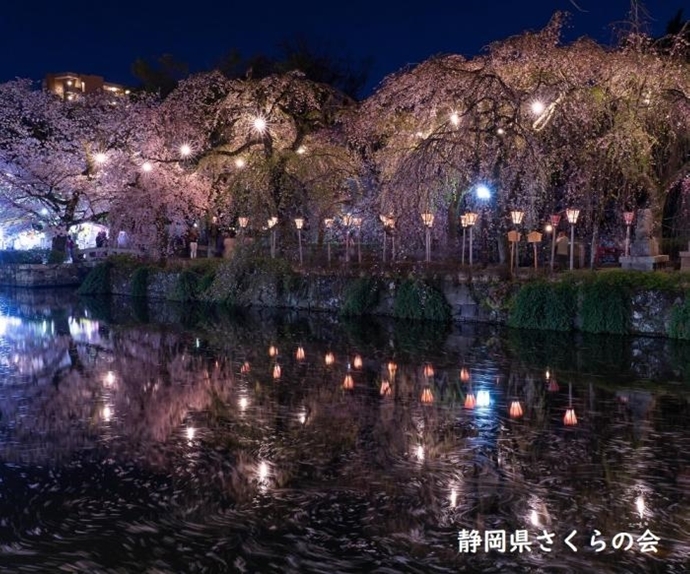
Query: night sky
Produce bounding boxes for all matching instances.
[1,0,684,96]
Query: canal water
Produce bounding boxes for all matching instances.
[0,290,687,573]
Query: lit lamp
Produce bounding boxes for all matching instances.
[421,387,434,404]
[325,351,335,367]
[623,211,635,257]
[352,216,363,264]
[379,215,397,262]
[423,362,434,378]
[464,212,479,266]
[238,216,249,244]
[295,346,306,361]
[564,382,578,426]
[240,361,251,374]
[565,208,580,271]
[549,214,561,271]
[268,345,278,358]
[342,213,353,263]
[421,212,435,263]
[460,367,470,383]
[353,354,363,369]
[460,215,468,266]
[509,210,524,272]
[272,362,281,380]
[324,218,334,265]
[267,216,278,259]
[295,217,305,266]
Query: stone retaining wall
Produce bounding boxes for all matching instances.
[0,264,86,288]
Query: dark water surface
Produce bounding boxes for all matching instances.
[0,290,688,573]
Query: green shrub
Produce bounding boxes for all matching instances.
[340,277,381,316]
[47,249,66,264]
[508,281,576,331]
[77,261,113,295]
[392,279,451,322]
[579,275,631,334]
[130,266,150,298]
[669,296,690,340]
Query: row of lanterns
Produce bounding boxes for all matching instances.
[232,205,636,270]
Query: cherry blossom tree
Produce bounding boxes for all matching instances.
[349,13,690,263]
[0,80,144,233]
[0,79,217,257]
[158,70,363,243]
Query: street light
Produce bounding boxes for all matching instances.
[623,210,635,257]
[324,218,334,265]
[267,216,278,258]
[565,208,580,271]
[352,216,363,264]
[295,217,304,266]
[549,214,561,271]
[475,185,492,264]
[464,212,479,266]
[342,213,353,263]
[379,214,388,263]
[238,216,249,244]
[509,210,524,272]
[460,215,468,266]
[421,212,434,263]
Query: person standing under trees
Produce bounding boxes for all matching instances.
[556,231,569,270]
[187,227,199,259]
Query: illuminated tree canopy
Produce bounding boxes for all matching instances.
[1,12,690,259]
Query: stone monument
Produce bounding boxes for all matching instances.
[619,208,669,270]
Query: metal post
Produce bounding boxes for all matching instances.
[425,228,431,263]
[550,231,556,271]
[461,228,466,266]
[625,224,631,257]
[297,229,303,266]
[469,228,474,266]
[569,224,575,271]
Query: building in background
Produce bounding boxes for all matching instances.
[43,72,129,100]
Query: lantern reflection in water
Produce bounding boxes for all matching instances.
[460,367,470,383]
[240,361,251,374]
[564,382,577,426]
[421,387,434,404]
[564,407,578,426]
[387,361,397,379]
[380,379,392,396]
[509,400,523,419]
[343,370,354,390]
[423,363,434,378]
[464,393,476,409]
[272,363,281,380]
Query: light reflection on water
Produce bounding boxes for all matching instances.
[0,291,688,573]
